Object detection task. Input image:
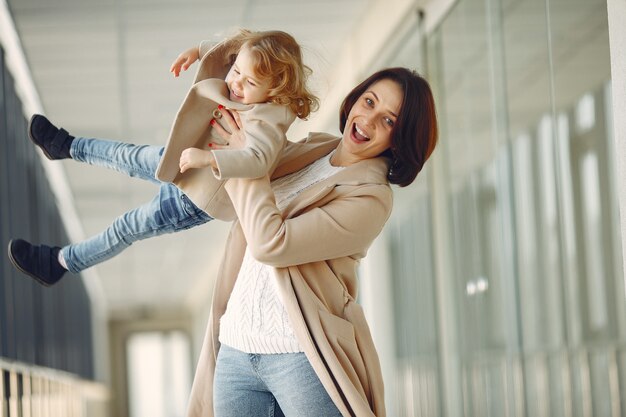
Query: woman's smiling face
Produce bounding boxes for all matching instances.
[338,78,403,165]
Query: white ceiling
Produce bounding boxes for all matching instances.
[7,0,375,317]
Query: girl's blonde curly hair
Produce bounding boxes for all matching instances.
[225,29,319,119]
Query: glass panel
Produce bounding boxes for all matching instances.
[389,187,440,417]
[416,0,616,414]
[504,0,564,353]
[0,47,7,361]
[547,0,619,341]
[0,45,95,380]
[428,0,519,415]
[548,1,617,414]
[384,20,441,417]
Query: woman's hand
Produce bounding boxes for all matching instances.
[170,47,200,77]
[210,108,247,150]
[178,110,246,173]
[179,148,215,173]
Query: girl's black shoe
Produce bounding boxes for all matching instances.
[7,239,67,286]
[28,114,74,160]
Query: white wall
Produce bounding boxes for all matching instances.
[607,0,626,292]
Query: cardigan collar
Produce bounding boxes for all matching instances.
[272,132,391,187]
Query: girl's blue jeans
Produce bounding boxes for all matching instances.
[62,137,212,273]
[213,344,343,417]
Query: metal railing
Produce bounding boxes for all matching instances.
[0,358,109,417]
[395,345,626,417]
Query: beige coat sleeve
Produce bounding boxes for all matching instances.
[198,39,217,59]
[211,105,294,180]
[224,176,393,268]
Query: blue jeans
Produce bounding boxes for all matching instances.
[61,137,212,273]
[214,344,343,417]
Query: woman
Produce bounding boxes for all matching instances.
[184,67,438,417]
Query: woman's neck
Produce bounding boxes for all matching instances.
[330,143,358,167]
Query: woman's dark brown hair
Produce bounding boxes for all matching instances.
[339,67,438,187]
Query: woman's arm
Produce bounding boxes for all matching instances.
[211,109,392,267]
[175,97,292,179]
[210,105,294,180]
[224,176,393,268]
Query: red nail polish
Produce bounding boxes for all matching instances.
[210,119,216,126]
[218,105,224,110]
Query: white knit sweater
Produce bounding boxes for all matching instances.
[219,151,344,353]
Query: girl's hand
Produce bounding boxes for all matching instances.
[170,47,200,77]
[210,108,247,150]
[179,148,216,173]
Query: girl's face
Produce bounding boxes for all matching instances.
[225,44,273,105]
[340,79,403,164]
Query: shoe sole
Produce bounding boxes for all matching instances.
[7,239,53,287]
[27,114,55,160]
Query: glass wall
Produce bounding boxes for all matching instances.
[0,46,95,380]
[387,179,440,416]
[383,0,621,415]
[1,42,107,415]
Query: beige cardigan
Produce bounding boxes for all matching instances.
[155,39,296,220]
[186,133,392,417]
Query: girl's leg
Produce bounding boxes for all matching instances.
[70,137,165,184]
[61,183,211,273]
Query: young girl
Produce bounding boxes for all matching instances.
[8,29,318,286]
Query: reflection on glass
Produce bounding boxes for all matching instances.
[580,152,607,330]
[576,94,596,134]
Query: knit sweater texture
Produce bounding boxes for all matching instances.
[219,151,344,353]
